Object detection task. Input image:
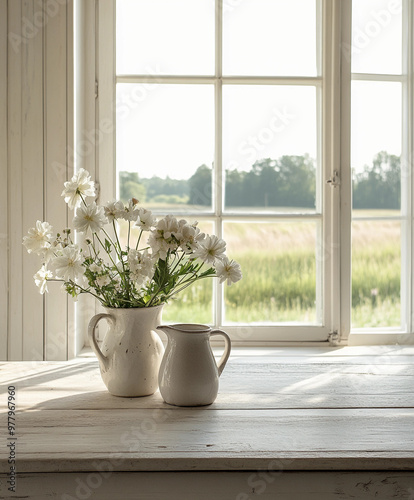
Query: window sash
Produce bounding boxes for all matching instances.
[340,0,414,344]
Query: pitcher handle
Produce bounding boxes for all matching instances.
[88,313,113,371]
[210,329,231,376]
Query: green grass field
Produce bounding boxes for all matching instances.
[120,210,402,328]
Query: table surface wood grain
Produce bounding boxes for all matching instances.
[1,346,414,475]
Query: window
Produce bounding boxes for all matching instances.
[95,0,414,345]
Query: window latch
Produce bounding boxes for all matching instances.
[327,170,340,188]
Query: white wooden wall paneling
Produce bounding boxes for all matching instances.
[0,0,8,360]
[4,0,74,360]
[44,0,69,360]
[8,0,24,360]
[21,0,46,361]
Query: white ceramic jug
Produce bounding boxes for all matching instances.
[157,324,231,406]
[88,305,164,397]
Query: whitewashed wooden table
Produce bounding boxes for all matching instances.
[1,346,414,499]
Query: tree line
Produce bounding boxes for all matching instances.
[119,151,401,209]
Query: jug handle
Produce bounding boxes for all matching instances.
[88,313,113,371]
[210,330,231,376]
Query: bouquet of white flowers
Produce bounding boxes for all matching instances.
[23,169,242,308]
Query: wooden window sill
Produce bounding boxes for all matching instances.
[1,346,414,498]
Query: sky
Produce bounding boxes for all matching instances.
[115,0,402,180]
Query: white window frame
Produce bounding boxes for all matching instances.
[89,0,414,347]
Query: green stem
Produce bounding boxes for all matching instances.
[147,255,170,307]
[170,252,186,275]
[171,270,198,291]
[94,233,118,269]
[90,235,100,259]
[163,275,214,301]
[112,221,128,281]
[112,221,123,255]
[135,229,143,250]
[79,193,88,207]
[102,227,120,261]
[72,282,105,303]
[99,226,132,301]
[110,223,133,301]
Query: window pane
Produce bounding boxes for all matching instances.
[351,81,401,211]
[223,221,318,324]
[116,0,214,75]
[351,0,402,75]
[352,218,401,328]
[223,85,318,212]
[116,84,214,213]
[223,0,318,76]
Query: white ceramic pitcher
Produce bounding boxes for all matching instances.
[157,324,231,406]
[88,305,164,397]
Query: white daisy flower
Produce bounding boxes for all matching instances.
[214,257,242,286]
[193,234,226,264]
[23,221,53,255]
[148,215,180,259]
[42,241,63,264]
[156,214,179,239]
[135,208,157,231]
[104,200,125,222]
[33,265,53,294]
[73,202,108,233]
[121,199,140,222]
[177,221,205,253]
[61,168,95,210]
[128,249,155,284]
[50,245,84,281]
